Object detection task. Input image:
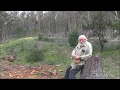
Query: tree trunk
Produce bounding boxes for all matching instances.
[80,54,105,79]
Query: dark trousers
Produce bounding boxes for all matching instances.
[64,65,84,79]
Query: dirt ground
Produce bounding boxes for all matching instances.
[0,60,64,79]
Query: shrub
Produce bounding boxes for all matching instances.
[38,33,44,41]
[38,33,51,42]
[26,49,44,62]
[68,31,79,47]
[42,37,49,42]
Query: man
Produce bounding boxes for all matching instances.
[64,35,93,79]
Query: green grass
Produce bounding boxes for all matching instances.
[42,42,72,66]
[93,50,120,79]
[101,50,120,79]
[0,37,119,79]
[0,37,38,65]
[0,37,72,67]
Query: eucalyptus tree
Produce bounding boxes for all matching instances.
[87,11,111,51]
[0,11,10,42]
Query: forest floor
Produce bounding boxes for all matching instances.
[0,59,64,79]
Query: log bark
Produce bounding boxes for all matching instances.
[80,53,105,79]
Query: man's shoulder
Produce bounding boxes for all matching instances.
[86,41,91,44]
[76,43,80,47]
[86,41,92,46]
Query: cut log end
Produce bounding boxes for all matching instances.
[80,54,105,79]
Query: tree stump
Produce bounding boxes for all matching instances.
[7,55,16,62]
[80,53,105,79]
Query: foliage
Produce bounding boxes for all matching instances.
[14,27,26,38]
[38,33,44,41]
[88,11,110,51]
[26,49,44,63]
[68,30,79,47]
[91,38,120,51]
[38,33,50,42]
[112,20,120,36]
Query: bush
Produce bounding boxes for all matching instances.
[68,31,79,47]
[42,37,49,42]
[38,33,44,41]
[26,49,44,62]
[38,33,51,42]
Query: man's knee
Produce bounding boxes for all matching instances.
[66,66,72,71]
[65,66,72,74]
[70,68,76,74]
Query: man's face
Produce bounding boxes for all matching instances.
[79,38,86,44]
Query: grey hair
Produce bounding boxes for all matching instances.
[78,35,88,41]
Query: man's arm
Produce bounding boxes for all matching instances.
[80,42,93,61]
[71,49,76,59]
[71,48,81,63]
[71,43,80,58]
[71,49,81,64]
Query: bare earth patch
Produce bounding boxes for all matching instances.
[0,60,64,79]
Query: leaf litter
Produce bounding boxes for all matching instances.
[0,60,64,79]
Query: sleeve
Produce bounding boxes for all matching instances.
[80,42,93,61]
[71,43,79,56]
[71,49,75,56]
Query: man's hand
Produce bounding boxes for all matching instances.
[71,55,81,64]
[75,55,80,60]
[73,59,80,64]
[71,55,80,59]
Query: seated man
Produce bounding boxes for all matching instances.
[64,35,93,79]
